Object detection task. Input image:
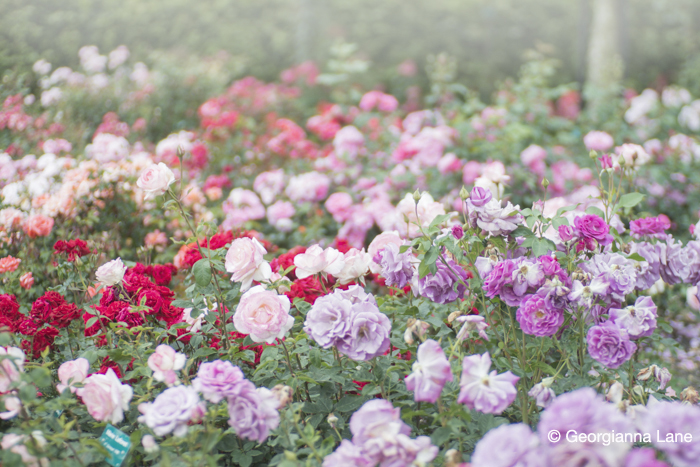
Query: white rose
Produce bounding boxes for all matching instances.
[293,245,345,279]
[137,163,175,199]
[336,248,371,284]
[96,258,127,286]
[225,238,272,291]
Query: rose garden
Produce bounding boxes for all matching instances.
[2,8,700,465]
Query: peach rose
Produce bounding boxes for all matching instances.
[19,272,33,289]
[0,256,21,273]
[23,215,54,238]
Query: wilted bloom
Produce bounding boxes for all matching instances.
[137,163,176,199]
[57,357,89,394]
[96,258,127,286]
[455,315,489,341]
[405,339,453,403]
[458,352,519,414]
[225,237,272,291]
[138,385,205,437]
[271,384,293,408]
[528,377,556,408]
[77,369,133,424]
[142,435,159,453]
[148,345,186,386]
[233,285,293,344]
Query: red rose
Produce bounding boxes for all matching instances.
[284,276,324,305]
[30,299,52,322]
[271,245,307,279]
[156,304,183,327]
[0,294,22,331]
[17,319,38,336]
[97,358,122,378]
[23,326,59,359]
[136,289,163,315]
[49,303,81,328]
[208,231,234,250]
[151,264,173,286]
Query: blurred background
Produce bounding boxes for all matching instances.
[2,0,699,95]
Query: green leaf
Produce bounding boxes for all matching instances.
[585,206,606,218]
[618,192,645,209]
[193,259,212,288]
[532,360,558,376]
[531,238,556,257]
[335,396,366,412]
[510,226,535,238]
[431,427,452,446]
[552,217,569,228]
[626,253,647,262]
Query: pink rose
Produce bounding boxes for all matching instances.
[573,214,613,246]
[293,245,345,279]
[253,169,285,205]
[0,396,21,420]
[462,161,482,185]
[77,369,133,424]
[225,237,272,291]
[233,286,293,344]
[333,126,364,158]
[583,131,614,151]
[222,188,266,229]
[437,153,462,175]
[57,357,89,394]
[137,163,176,199]
[378,94,399,112]
[285,171,330,203]
[325,192,354,223]
[23,215,54,238]
[520,145,547,166]
[0,346,24,392]
[148,345,186,386]
[266,201,295,232]
[0,256,21,273]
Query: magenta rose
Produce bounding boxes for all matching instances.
[573,214,613,246]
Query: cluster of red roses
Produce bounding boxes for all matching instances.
[0,292,80,358]
[53,239,92,262]
[83,263,181,344]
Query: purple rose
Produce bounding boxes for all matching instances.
[405,339,453,403]
[303,292,353,349]
[629,241,662,290]
[581,253,638,303]
[336,302,391,361]
[192,360,246,404]
[471,424,541,467]
[511,259,544,296]
[642,401,700,467]
[413,258,468,304]
[558,224,575,242]
[586,320,637,369]
[609,296,657,339]
[630,215,670,238]
[470,186,492,207]
[659,239,700,285]
[138,386,205,437]
[573,214,613,246]
[451,224,464,239]
[376,243,415,289]
[227,384,280,443]
[516,294,564,337]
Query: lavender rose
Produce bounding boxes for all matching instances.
[405,339,453,403]
[227,385,280,443]
[376,242,414,289]
[469,186,492,207]
[413,258,468,304]
[586,320,637,369]
[192,360,246,404]
[303,291,354,348]
[516,294,564,337]
[138,386,205,437]
[609,296,657,339]
[336,302,391,361]
[471,424,541,467]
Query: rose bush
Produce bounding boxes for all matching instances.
[1,44,700,466]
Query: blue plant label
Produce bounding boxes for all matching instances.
[99,424,131,467]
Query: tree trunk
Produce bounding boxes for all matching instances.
[586,0,624,112]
